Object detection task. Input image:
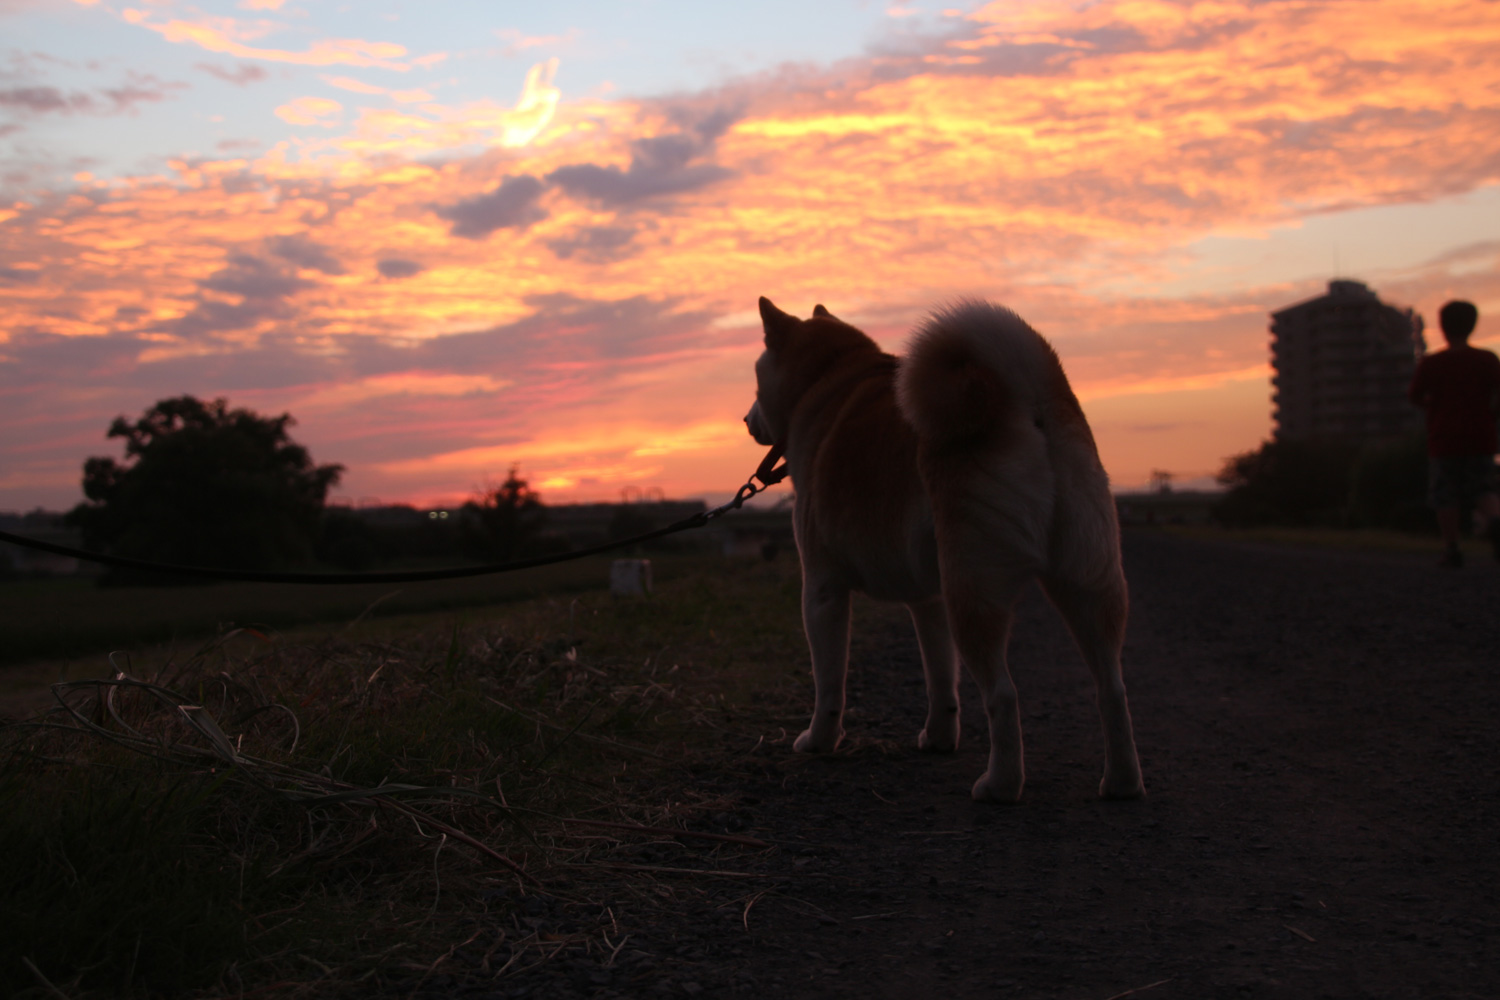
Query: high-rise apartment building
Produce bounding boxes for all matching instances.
[1270,279,1426,443]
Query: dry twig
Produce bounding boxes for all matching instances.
[1101,978,1175,1000]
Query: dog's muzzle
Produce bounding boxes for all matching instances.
[744,401,775,446]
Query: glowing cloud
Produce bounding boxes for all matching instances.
[320,76,434,105]
[321,75,387,96]
[274,96,343,126]
[297,58,565,159]
[124,11,415,70]
[501,58,561,148]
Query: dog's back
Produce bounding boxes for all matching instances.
[788,325,939,604]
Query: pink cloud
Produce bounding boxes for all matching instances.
[274,95,342,126]
[494,27,580,55]
[123,11,417,71]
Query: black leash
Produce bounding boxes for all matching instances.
[0,447,789,585]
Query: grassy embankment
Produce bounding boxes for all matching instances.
[0,553,720,673]
[0,553,821,999]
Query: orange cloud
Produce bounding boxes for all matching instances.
[274,96,343,125]
[321,75,386,96]
[5,0,1500,508]
[124,11,415,70]
[320,76,435,105]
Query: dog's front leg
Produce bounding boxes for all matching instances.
[793,577,851,753]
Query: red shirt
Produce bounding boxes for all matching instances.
[1408,344,1500,457]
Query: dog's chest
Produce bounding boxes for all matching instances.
[796,495,940,602]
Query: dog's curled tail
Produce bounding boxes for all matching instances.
[896,300,1112,575]
[895,300,1073,450]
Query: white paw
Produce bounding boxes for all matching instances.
[793,727,842,753]
[971,769,1024,804]
[917,725,958,753]
[1099,767,1144,800]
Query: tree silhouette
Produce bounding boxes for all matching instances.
[1213,438,1357,527]
[462,466,546,560]
[68,396,343,581]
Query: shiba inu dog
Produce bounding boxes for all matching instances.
[744,297,1143,802]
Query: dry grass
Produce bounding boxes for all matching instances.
[0,552,727,670]
[0,555,811,998]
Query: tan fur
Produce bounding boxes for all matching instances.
[746,297,1143,802]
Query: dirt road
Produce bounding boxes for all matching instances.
[433,530,1500,1000]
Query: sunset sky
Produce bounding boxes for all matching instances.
[3,0,1498,512]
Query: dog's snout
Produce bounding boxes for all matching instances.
[744,401,775,445]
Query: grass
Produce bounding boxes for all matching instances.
[0,553,813,998]
[0,765,316,997]
[0,551,729,672]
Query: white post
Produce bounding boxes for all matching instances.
[610,558,652,597]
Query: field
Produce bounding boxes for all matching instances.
[0,552,727,672]
[2,527,1498,999]
[1,550,809,998]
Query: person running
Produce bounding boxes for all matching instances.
[1408,300,1500,567]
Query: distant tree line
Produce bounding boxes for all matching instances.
[64,396,707,585]
[67,397,563,584]
[315,465,559,572]
[1214,431,1433,531]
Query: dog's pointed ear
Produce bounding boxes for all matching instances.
[759,296,795,350]
[812,304,832,319]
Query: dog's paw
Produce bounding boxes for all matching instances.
[971,769,1024,804]
[793,727,843,753]
[917,726,958,753]
[1098,768,1145,800]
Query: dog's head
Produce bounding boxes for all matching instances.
[745,297,864,447]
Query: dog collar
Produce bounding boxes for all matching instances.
[755,442,789,487]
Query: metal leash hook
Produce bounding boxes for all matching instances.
[703,442,787,522]
[702,478,766,522]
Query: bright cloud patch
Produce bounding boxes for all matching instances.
[274,96,343,126]
[127,12,415,70]
[304,59,562,159]
[500,58,561,148]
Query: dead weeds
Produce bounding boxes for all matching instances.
[0,556,810,998]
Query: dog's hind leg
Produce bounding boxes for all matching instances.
[1041,573,1144,799]
[793,576,851,753]
[909,596,960,752]
[944,575,1030,803]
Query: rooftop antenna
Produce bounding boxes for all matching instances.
[1333,242,1340,279]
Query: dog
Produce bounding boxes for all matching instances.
[744,297,1143,802]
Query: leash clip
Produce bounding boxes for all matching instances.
[753,441,788,488]
[703,443,788,522]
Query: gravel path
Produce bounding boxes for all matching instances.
[438,529,1500,1000]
